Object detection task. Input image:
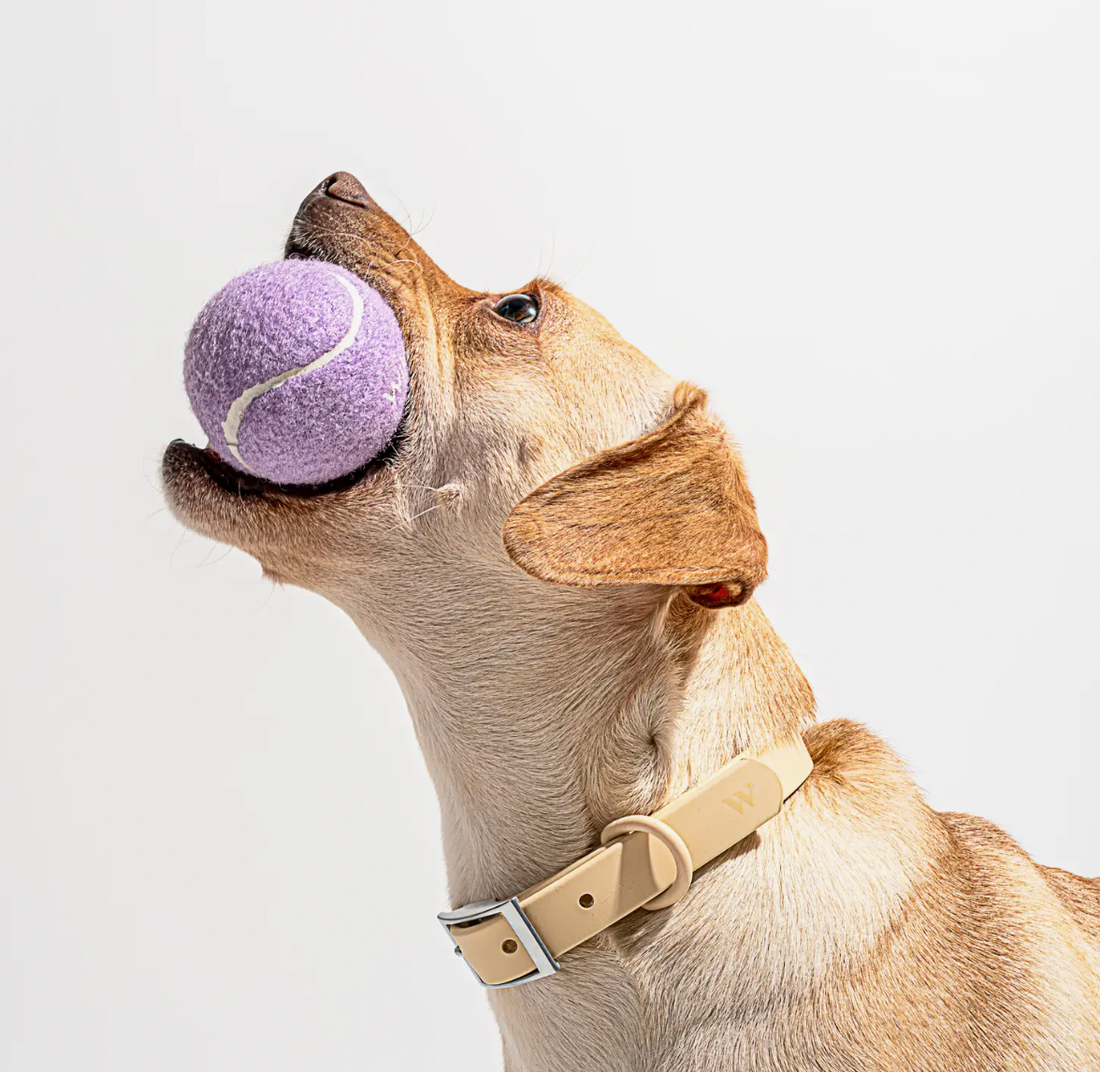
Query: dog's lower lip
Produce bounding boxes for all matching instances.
[170,427,405,500]
[185,442,272,496]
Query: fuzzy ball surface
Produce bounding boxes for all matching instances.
[184,260,408,485]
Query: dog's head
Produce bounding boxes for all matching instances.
[162,173,767,651]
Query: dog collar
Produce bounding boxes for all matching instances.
[438,735,813,987]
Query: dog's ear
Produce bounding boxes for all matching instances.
[503,384,767,608]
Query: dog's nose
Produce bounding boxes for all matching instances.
[319,171,372,209]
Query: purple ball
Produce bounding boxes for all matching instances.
[184,261,408,485]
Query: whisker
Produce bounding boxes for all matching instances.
[390,190,416,234]
[292,228,428,289]
[397,482,446,494]
[199,543,233,568]
[411,204,436,238]
[169,531,187,567]
[407,502,442,523]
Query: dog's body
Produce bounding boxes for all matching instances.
[163,173,1100,1070]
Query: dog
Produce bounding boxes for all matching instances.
[163,172,1100,1071]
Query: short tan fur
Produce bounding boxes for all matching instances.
[163,173,1100,1071]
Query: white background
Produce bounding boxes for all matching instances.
[2,2,1098,1069]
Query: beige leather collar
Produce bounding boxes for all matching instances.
[439,736,813,987]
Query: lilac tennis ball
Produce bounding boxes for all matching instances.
[184,261,408,485]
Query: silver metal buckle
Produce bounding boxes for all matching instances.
[438,897,560,988]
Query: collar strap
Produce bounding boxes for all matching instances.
[438,736,813,988]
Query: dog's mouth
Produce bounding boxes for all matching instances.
[165,171,415,507]
[167,426,404,500]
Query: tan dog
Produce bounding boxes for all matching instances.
[163,173,1100,1071]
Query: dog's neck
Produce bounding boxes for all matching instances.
[349,584,816,908]
[341,583,939,1071]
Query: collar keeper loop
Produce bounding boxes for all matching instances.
[600,814,693,910]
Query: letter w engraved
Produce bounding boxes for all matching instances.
[722,783,755,814]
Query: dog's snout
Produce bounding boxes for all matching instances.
[320,171,372,209]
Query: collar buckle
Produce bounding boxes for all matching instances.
[438,897,560,988]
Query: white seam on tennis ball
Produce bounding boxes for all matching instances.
[221,271,365,470]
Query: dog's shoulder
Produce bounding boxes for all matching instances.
[802,721,1100,928]
[803,718,903,780]
[801,718,917,808]
[936,808,1100,927]
[1039,864,1100,943]
[797,718,939,854]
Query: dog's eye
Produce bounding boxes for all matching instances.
[493,293,539,324]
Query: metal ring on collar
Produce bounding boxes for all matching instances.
[599,814,693,911]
